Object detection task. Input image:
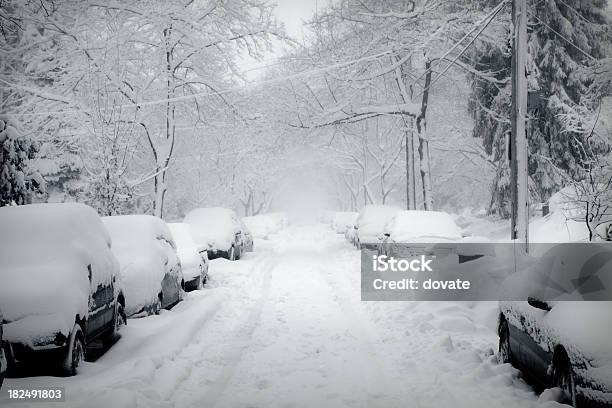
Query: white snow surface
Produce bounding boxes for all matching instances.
[168,223,203,281]
[385,210,464,242]
[0,203,119,343]
[102,215,180,316]
[184,207,241,252]
[356,204,400,243]
[1,223,557,408]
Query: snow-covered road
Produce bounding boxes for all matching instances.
[1,224,562,408]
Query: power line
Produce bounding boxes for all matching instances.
[528,11,597,61]
[2,47,401,118]
[415,0,508,98]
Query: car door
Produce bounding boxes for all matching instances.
[87,264,114,339]
[511,300,554,383]
[158,238,180,308]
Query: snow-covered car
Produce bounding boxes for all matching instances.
[0,313,5,389]
[332,211,359,234]
[240,220,254,253]
[382,210,464,243]
[184,207,243,261]
[499,301,612,407]
[354,205,400,248]
[103,215,183,317]
[242,216,270,240]
[168,223,208,291]
[345,225,358,245]
[0,203,126,376]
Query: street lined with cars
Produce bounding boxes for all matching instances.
[0,205,610,407]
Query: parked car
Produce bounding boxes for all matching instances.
[345,224,358,246]
[243,216,270,240]
[499,301,612,407]
[240,220,254,253]
[0,313,6,389]
[354,205,400,248]
[497,243,612,407]
[381,210,464,243]
[168,222,208,291]
[103,215,183,317]
[0,203,126,376]
[332,211,359,234]
[184,208,243,261]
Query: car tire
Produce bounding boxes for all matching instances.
[104,300,126,346]
[498,319,512,364]
[554,351,577,407]
[154,294,163,315]
[62,324,85,376]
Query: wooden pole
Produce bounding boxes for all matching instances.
[511,0,529,244]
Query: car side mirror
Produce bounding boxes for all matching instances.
[528,297,551,312]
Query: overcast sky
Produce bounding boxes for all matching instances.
[239,0,331,80]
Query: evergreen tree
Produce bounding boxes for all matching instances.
[468,0,612,216]
[0,116,44,206]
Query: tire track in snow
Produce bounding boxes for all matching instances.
[178,252,275,408]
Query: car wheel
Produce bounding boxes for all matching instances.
[105,300,126,346]
[154,294,163,315]
[498,320,512,364]
[554,352,577,407]
[62,324,85,376]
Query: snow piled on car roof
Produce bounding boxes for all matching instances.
[103,215,177,316]
[168,222,203,281]
[387,210,463,242]
[0,203,118,337]
[356,205,400,243]
[184,207,240,252]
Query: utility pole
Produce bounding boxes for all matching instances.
[510,0,529,245]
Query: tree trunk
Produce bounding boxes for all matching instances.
[417,58,433,210]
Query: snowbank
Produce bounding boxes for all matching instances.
[331,211,358,234]
[529,188,589,242]
[103,215,180,316]
[168,223,204,281]
[0,203,119,344]
[356,205,400,243]
[184,208,241,252]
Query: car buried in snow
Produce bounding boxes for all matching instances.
[240,220,254,253]
[103,215,183,317]
[332,211,359,235]
[498,243,612,408]
[184,207,244,261]
[168,222,209,291]
[0,203,127,376]
[354,205,400,249]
